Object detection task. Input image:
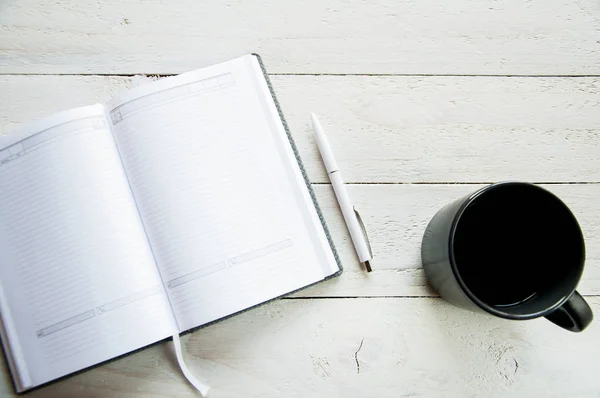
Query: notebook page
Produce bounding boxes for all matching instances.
[248,56,340,278]
[0,106,177,391]
[108,55,338,332]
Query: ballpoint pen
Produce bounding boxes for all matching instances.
[311,113,373,272]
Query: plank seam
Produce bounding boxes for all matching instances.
[283,295,600,299]
[311,182,600,186]
[1,73,600,78]
[284,296,442,299]
[273,73,600,78]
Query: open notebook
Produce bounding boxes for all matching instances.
[0,54,341,392]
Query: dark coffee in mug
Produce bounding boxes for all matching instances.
[421,182,593,332]
[453,183,584,308]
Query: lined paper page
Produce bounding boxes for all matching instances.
[0,106,177,390]
[108,55,338,332]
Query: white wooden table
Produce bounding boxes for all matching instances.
[1,1,600,396]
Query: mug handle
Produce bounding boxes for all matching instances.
[545,291,593,332]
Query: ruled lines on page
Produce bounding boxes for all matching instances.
[0,107,176,388]
[108,56,329,332]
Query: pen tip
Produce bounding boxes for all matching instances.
[364,260,372,272]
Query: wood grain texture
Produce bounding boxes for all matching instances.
[2,75,599,182]
[273,76,600,183]
[2,9,600,394]
[1,0,600,75]
[0,297,598,398]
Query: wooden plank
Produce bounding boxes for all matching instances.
[2,75,599,183]
[1,297,598,397]
[1,0,599,75]
[301,183,600,297]
[275,75,600,183]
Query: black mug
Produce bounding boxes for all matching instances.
[421,182,593,332]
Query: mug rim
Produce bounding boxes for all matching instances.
[447,181,586,320]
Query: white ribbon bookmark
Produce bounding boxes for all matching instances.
[172,334,211,397]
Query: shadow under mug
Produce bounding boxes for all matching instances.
[421,181,593,332]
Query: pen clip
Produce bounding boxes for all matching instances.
[353,206,373,258]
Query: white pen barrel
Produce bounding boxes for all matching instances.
[329,171,371,262]
[311,113,339,173]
